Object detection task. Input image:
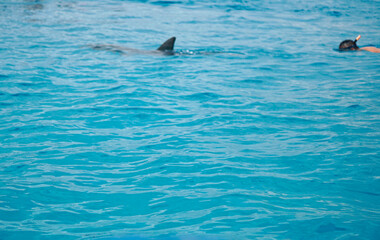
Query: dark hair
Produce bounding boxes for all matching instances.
[339,40,359,50]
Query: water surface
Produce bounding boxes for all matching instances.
[0,0,380,239]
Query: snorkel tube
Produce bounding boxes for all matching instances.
[354,35,361,44]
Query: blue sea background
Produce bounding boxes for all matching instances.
[1,0,380,239]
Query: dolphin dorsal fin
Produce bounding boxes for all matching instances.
[157,37,176,51]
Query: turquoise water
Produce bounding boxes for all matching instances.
[1,0,380,239]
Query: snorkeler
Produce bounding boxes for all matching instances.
[339,35,380,53]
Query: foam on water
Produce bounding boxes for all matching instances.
[0,0,380,239]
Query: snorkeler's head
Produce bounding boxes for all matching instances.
[339,35,361,50]
[339,40,358,50]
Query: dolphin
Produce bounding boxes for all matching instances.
[89,37,242,56]
[90,37,176,55]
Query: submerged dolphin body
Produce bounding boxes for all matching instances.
[90,37,241,56]
[90,37,176,55]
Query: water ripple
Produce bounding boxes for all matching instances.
[1,0,380,239]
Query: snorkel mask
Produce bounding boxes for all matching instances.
[339,35,361,50]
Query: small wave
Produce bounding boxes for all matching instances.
[182,92,221,102]
[0,74,9,79]
[347,104,361,109]
[151,1,184,6]
[240,79,264,84]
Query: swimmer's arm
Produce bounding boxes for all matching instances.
[360,46,380,53]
